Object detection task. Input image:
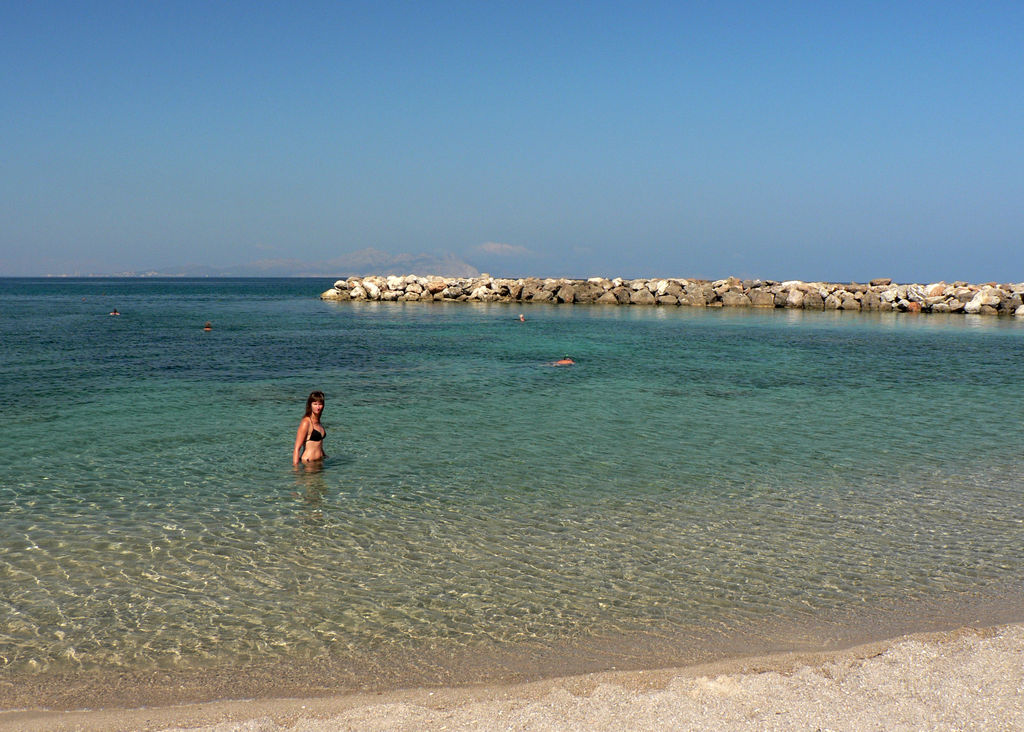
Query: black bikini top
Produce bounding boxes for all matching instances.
[307,426,324,442]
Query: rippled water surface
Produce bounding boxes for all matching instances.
[2,277,1023,691]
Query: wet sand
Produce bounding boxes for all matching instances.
[3,622,1021,732]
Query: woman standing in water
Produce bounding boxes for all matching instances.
[292,391,327,465]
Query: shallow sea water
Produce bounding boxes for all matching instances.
[1,278,1023,697]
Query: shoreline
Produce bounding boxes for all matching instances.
[5,590,1021,714]
[321,274,1024,316]
[4,621,1021,731]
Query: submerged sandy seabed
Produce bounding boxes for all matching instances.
[3,622,1022,732]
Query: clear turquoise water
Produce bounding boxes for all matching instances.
[2,278,1023,691]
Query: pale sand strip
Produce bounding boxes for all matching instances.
[3,623,1021,732]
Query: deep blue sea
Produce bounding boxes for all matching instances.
[2,277,1023,697]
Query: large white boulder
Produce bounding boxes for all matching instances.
[964,288,1002,313]
[975,287,1005,306]
[468,285,496,301]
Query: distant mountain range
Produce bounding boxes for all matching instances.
[108,249,481,278]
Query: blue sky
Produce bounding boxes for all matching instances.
[2,1,1021,281]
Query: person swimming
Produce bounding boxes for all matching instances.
[109,308,120,316]
[292,391,327,465]
[552,356,574,366]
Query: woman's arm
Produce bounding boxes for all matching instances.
[292,417,309,465]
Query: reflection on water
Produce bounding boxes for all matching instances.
[293,463,328,525]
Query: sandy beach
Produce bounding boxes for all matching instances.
[2,622,1020,732]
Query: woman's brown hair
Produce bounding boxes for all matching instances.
[304,391,325,418]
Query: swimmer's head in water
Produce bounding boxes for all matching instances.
[304,390,325,417]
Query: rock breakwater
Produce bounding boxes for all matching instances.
[321,275,1024,316]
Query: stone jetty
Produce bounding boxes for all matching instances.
[321,275,1024,316]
